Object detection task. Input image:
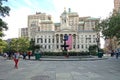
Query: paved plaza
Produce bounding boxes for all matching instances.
[0,56,120,80]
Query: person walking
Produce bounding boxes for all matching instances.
[111,50,114,57]
[3,52,8,59]
[13,51,20,69]
[27,51,32,60]
[115,49,119,59]
[22,52,27,60]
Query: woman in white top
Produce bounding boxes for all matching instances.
[13,52,20,69]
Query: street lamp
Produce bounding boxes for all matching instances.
[96,33,100,53]
[96,33,103,58]
[30,38,35,54]
[86,37,91,55]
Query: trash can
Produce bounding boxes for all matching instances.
[35,53,40,60]
[98,52,103,58]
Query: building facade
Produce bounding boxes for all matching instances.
[19,28,28,38]
[27,9,100,52]
[114,0,120,12]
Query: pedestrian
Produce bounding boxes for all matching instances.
[22,52,27,60]
[7,51,12,60]
[13,51,20,69]
[3,52,8,57]
[27,51,32,60]
[115,49,119,59]
[111,50,114,57]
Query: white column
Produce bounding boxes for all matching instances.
[54,34,56,51]
[71,34,73,51]
[59,34,61,50]
[76,35,78,51]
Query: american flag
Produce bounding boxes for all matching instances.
[66,34,72,50]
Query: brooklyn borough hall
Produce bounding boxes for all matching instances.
[21,8,100,52]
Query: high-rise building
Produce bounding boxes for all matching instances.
[28,12,52,40]
[114,0,120,12]
[19,28,28,38]
[26,9,100,52]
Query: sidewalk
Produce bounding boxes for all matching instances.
[0,55,119,80]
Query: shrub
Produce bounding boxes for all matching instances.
[41,51,90,56]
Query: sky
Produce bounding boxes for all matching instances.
[2,0,114,48]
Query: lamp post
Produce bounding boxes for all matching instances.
[86,37,91,55]
[96,33,100,53]
[96,33,103,58]
[30,38,35,54]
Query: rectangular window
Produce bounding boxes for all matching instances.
[57,39,59,43]
[37,38,39,43]
[41,39,43,43]
[45,45,46,49]
[61,39,63,43]
[81,45,83,49]
[93,38,96,43]
[81,39,83,43]
[49,39,50,43]
[86,45,88,48]
[52,39,54,43]
[45,39,47,43]
[49,45,50,49]
[78,45,79,49]
[89,39,91,43]
[57,45,59,49]
[89,35,91,37]
[73,45,75,49]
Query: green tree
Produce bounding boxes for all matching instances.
[0,0,10,37]
[98,13,120,50]
[109,13,120,44]
[89,45,98,55]
[93,19,101,53]
[17,37,30,52]
[9,38,30,52]
[0,39,7,53]
[100,15,119,38]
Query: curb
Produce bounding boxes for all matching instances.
[28,57,108,61]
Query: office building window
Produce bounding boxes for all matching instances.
[49,39,50,43]
[81,45,83,49]
[57,45,59,49]
[53,39,54,43]
[41,39,43,43]
[37,38,39,43]
[45,45,46,49]
[78,45,79,48]
[73,45,75,49]
[49,45,50,49]
[45,39,47,43]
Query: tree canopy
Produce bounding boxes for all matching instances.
[0,0,10,37]
[9,38,30,52]
[98,13,120,44]
[94,12,120,51]
[0,39,7,53]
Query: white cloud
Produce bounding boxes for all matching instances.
[3,7,32,39]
